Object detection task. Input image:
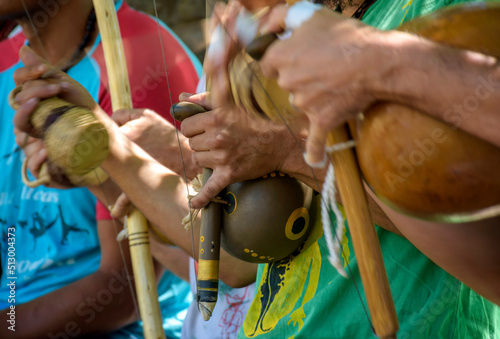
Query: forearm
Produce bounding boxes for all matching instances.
[379,31,500,147]
[371,191,500,305]
[100,126,257,287]
[150,239,190,282]
[101,135,192,254]
[0,270,137,338]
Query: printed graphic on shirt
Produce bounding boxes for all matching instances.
[219,284,253,338]
[242,222,324,337]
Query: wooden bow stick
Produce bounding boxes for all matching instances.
[327,128,398,339]
[92,1,165,338]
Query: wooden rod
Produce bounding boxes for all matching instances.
[327,126,399,338]
[170,102,222,321]
[92,1,165,338]
[127,210,165,338]
[196,168,222,321]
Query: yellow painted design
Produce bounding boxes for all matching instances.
[200,236,205,242]
[198,259,219,280]
[200,248,204,254]
[197,287,218,292]
[400,0,414,24]
[243,198,323,337]
[224,192,237,215]
[285,208,309,240]
[251,253,258,257]
[244,248,250,253]
[260,256,265,259]
[287,307,306,329]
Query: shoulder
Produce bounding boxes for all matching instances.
[0,29,25,73]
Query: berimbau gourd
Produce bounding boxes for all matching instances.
[243,2,500,222]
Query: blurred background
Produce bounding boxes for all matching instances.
[128,0,209,62]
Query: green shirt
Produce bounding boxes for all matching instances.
[363,0,493,29]
[239,3,500,338]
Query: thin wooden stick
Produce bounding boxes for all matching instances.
[327,126,398,339]
[92,1,165,338]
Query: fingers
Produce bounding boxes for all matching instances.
[188,132,217,153]
[26,147,48,179]
[179,92,213,110]
[14,80,64,105]
[18,136,47,179]
[258,4,288,35]
[180,111,211,138]
[191,150,231,174]
[190,171,230,209]
[15,46,67,84]
[110,193,133,220]
[112,108,146,127]
[208,1,227,37]
[13,97,40,135]
[305,120,329,166]
[205,1,242,74]
[211,66,234,109]
[19,45,46,67]
[13,63,49,86]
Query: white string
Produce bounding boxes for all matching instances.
[321,162,348,278]
[182,174,203,230]
[325,140,356,153]
[116,216,129,242]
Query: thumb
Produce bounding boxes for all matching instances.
[19,45,47,67]
[181,92,213,110]
[190,171,228,209]
[110,193,132,220]
[305,120,329,167]
[258,4,288,35]
[112,108,144,127]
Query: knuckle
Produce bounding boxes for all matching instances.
[191,153,200,167]
[206,114,218,129]
[179,122,189,136]
[217,151,230,165]
[212,135,225,149]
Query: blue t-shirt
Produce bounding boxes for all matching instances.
[0,1,201,337]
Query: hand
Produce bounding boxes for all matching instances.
[259,4,391,164]
[112,108,200,180]
[180,92,294,209]
[13,128,77,189]
[110,192,133,220]
[12,46,98,136]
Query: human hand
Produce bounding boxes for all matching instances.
[112,108,200,180]
[180,91,294,209]
[12,45,98,136]
[13,127,78,189]
[258,2,389,165]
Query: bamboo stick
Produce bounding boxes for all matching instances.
[92,1,165,338]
